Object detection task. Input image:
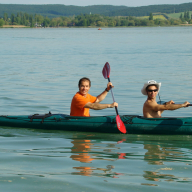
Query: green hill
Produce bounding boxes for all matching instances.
[105,3,192,16]
[0,4,126,18]
[167,11,192,19]
[0,3,192,18]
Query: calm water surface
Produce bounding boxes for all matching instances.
[0,27,192,191]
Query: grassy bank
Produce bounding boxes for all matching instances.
[3,25,29,28]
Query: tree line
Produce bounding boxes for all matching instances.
[0,12,192,27]
[0,3,192,18]
[179,11,192,22]
[106,3,192,17]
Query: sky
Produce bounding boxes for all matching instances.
[0,0,191,7]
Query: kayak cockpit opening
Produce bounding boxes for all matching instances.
[28,112,69,122]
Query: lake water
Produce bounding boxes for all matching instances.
[0,27,192,191]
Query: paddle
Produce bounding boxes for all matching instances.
[157,101,192,106]
[102,62,127,134]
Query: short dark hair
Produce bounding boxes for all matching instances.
[78,77,91,88]
[146,84,158,91]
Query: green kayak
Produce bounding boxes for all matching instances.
[0,113,192,134]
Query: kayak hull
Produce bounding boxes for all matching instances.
[0,114,192,134]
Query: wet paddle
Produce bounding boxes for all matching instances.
[102,62,127,134]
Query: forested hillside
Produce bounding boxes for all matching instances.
[0,4,126,18]
[0,3,192,18]
[105,3,192,16]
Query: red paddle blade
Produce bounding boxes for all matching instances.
[116,115,127,134]
[102,62,110,79]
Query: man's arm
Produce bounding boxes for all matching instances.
[150,101,190,111]
[84,102,118,110]
[96,82,113,103]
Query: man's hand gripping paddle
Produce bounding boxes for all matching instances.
[102,62,127,134]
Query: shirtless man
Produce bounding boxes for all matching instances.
[141,80,190,118]
[70,77,118,117]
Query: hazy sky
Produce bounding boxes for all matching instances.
[0,0,191,7]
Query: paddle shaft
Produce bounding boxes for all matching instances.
[108,77,118,115]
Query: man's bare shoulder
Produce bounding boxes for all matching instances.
[143,100,163,118]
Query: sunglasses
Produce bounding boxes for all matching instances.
[147,89,158,92]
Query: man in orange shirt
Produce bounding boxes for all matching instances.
[70,77,118,117]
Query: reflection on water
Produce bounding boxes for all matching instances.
[143,169,192,184]
[71,139,94,163]
[1,128,192,191]
[144,144,184,165]
[143,170,175,182]
[72,165,119,178]
[70,138,126,177]
[68,134,192,185]
[142,139,192,184]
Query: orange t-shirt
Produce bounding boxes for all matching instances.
[70,92,97,117]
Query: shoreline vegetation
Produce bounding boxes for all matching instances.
[2,24,192,28]
[0,12,192,28]
[2,25,29,28]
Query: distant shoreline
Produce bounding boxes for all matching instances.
[1,24,192,28]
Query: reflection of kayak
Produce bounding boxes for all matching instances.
[1,114,192,134]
